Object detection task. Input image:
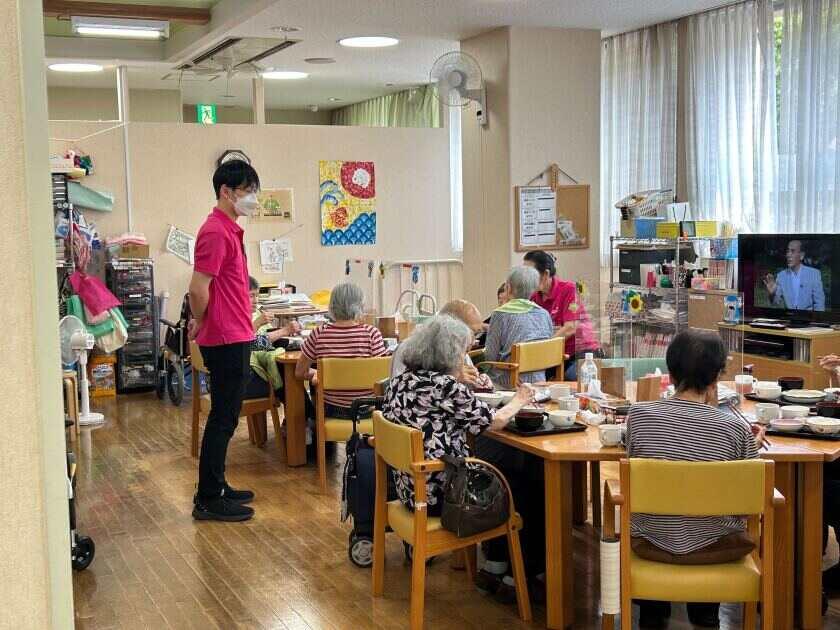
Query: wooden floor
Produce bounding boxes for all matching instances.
[72,394,840,629]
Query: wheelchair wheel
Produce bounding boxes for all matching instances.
[349,532,373,568]
[72,535,95,571]
[155,356,166,400]
[167,362,185,406]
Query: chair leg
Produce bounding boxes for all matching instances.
[461,547,476,584]
[601,613,615,629]
[317,429,328,492]
[409,545,427,630]
[191,409,200,458]
[507,527,532,622]
[246,415,256,444]
[572,462,587,525]
[270,406,286,461]
[620,590,632,630]
[744,602,757,629]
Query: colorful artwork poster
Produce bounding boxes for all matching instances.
[319,160,376,246]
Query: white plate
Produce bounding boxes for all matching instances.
[783,389,826,405]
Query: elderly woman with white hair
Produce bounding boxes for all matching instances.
[484,266,554,388]
[383,315,534,516]
[296,282,387,418]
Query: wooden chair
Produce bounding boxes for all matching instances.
[477,335,565,386]
[601,458,783,630]
[314,356,392,490]
[62,370,79,443]
[189,341,284,459]
[371,411,531,629]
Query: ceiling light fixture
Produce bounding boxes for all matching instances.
[305,57,336,65]
[261,70,308,80]
[48,63,104,73]
[338,36,399,48]
[271,26,301,33]
[71,16,169,40]
[328,97,342,102]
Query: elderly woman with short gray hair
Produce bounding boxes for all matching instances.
[484,266,554,388]
[296,282,387,418]
[383,315,533,515]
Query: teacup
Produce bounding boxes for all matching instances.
[598,423,623,447]
[549,384,572,401]
[557,396,580,412]
[781,405,810,419]
[548,409,576,428]
[754,403,780,425]
[735,374,756,395]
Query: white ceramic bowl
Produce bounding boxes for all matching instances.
[475,392,504,408]
[783,389,826,405]
[770,418,806,433]
[754,382,782,399]
[806,416,840,435]
[557,396,581,412]
[549,384,572,401]
[824,387,840,397]
[781,405,810,419]
[497,390,516,405]
[598,423,623,446]
[548,409,576,428]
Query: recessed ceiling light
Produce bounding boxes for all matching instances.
[385,83,395,87]
[48,63,104,73]
[328,97,342,102]
[305,57,336,65]
[71,16,169,40]
[261,70,308,80]
[339,36,399,48]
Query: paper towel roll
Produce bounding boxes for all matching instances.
[600,539,621,615]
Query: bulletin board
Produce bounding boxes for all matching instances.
[514,183,590,252]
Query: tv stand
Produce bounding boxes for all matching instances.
[718,323,840,389]
[787,320,833,329]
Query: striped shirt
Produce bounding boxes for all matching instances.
[301,323,387,408]
[484,307,553,388]
[626,398,758,555]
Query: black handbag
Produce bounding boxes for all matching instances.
[439,454,509,537]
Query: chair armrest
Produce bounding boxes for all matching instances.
[475,361,518,371]
[773,488,785,507]
[411,460,445,474]
[605,479,624,506]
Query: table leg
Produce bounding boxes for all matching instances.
[799,461,823,629]
[572,462,587,526]
[774,462,796,629]
[590,462,601,530]
[250,412,267,446]
[545,460,573,629]
[282,362,307,467]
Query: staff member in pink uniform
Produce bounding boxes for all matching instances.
[523,250,603,380]
[188,159,260,522]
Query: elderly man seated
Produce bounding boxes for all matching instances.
[484,266,554,389]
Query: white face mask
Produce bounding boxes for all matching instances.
[232,192,259,217]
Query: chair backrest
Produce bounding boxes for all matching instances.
[511,336,565,373]
[319,356,392,390]
[189,340,206,372]
[626,458,769,516]
[372,411,423,473]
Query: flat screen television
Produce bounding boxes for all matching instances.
[738,234,840,326]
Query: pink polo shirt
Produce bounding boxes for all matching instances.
[531,277,600,356]
[193,207,254,346]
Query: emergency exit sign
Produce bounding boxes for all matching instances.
[197,104,217,125]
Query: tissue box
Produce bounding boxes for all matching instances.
[634,217,664,239]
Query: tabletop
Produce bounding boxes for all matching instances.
[276,350,302,364]
[487,382,829,463]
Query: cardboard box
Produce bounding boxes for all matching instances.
[694,221,719,237]
[116,243,150,259]
[655,222,680,239]
[88,354,117,398]
[619,219,635,238]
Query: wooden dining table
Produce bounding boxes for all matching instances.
[487,384,829,629]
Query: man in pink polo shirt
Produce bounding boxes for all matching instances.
[188,159,259,522]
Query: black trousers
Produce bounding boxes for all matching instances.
[198,342,250,499]
[474,434,546,577]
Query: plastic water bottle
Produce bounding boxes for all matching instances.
[580,352,598,390]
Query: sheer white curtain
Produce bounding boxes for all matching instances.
[449,105,464,252]
[601,23,678,265]
[778,0,840,232]
[685,0,777,232]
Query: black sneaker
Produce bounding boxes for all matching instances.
[192,496,254,522]
[222,483,254,504]
[687,602,720,628]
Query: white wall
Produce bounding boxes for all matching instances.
[49,121,457,319]
[48,87,183,122]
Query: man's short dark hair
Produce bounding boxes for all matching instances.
[523,250,557,277]
[666,330,728,393]
[213,159,260,199]
[249,276,260,291]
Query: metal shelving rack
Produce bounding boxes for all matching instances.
[107,259,158,392]
[607,235,738,357]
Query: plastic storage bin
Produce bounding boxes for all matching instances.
[634,217,664,239]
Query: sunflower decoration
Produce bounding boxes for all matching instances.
[627,292,645,315]
[575,280,588,298]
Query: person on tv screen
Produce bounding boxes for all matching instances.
[763,239,825,312]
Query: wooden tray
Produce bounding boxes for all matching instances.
[503,420,588,437]
[766,426,840,441]
[744,393,818,411]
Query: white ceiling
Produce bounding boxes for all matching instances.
[45,0,734,110]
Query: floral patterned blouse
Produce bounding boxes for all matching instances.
[383,369,494,510]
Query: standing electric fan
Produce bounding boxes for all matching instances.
[59,315,105,425]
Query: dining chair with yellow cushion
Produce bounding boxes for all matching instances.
[314,356,392,490]
[189,340,284,459]
[476,335,565,386]
[371,411,531,630]
[601,458,783,630]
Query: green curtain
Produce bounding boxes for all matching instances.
[331,85,441,128]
